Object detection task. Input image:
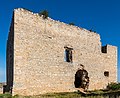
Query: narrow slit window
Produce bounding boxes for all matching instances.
[64,47,73,63]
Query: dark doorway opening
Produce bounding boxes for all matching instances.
[74,69,89,90]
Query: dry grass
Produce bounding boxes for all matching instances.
[1,90,120,98]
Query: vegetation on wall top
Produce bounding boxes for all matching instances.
[39,10,49,19]
[69,22,75,26]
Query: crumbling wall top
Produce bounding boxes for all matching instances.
[14,8,100,37]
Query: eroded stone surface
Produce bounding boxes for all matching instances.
[6,8,117,96]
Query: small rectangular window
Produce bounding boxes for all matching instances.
[64,47,73,63]
[102,45,107,53]
[104,71,109,77]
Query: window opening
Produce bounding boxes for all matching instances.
[102,45,107,53]
[104,71,109,77]
[64,47,73,63]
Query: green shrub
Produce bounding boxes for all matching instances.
[0,94,12,98]
[39,10,49,19]
[107,82,120,90]
[69,22,75,26]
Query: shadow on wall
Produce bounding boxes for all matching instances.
[3,13,14,94]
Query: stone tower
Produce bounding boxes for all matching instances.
[6,8,117,95]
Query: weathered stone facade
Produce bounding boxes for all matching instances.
[6,8,117,96]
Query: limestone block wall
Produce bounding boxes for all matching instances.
[6,8,117,96]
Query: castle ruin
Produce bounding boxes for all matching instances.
[6,8,117,95]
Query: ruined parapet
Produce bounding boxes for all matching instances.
[101,45,117,83]
[14,8,101,53]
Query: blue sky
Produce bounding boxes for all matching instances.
[0,0,120,82]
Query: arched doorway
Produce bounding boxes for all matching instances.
[74,69,89,90]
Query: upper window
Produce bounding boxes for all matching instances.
[101,45,107,53]
[64,47,73,63]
